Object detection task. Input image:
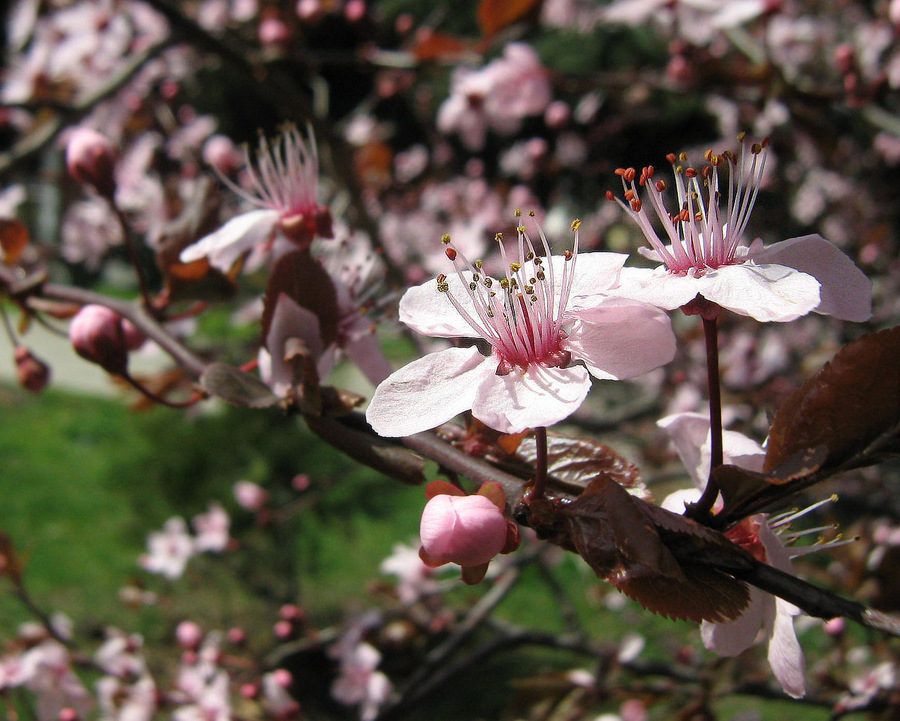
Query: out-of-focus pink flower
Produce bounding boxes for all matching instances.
[262,669,301,718]
[379,542,441,603]
[192,502,230,553]
[66,128,117,198]
[330,642,392,721]
[176,622,204,654]
[658,412,806,698]
[20,641,93,721]
[366,217,675,436]
[96,675,156,721]
[69,304,142,375]
[172,670,231,721]
[140,517,195,580]
[95,629,147,678]
[180,126,333,271]
[233,480,269,511]
[609,137,871,323]
[437,43,552,150]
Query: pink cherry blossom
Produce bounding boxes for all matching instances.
[609,137,871,323]
[437,43,552,151]
[139,517,195,580]
[191,502,231,553]
[366,216,676,436]
[330,642,392,721]
[658,412,806,698]
[180,126,333,271]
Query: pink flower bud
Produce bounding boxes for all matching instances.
[203,135,243,175]
[176,620,204,650]
[58,708,80,721]
[259,14,292,49]
[14,346,50,393]
[68,304,132,375]
[227,627,246,645]
[420,494,508,568]
[271,668,293,688]
[273,619,294,639]
[234,480,269,511]
[65,128,117,198]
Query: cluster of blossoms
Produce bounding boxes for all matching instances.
[139,503,231,580]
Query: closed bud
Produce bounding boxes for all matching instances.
[65,128,117,198]
[14,346,50,393]
[420,493,508,568]
[69,304,134,375]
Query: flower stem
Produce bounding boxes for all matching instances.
[692,316,724,519]
[531,426,549,502]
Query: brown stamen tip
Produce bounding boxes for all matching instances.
[624,167,636,183]
[563,249,573,260]
[666,153,677,164]
[630,199,642,212]
[685,167,697,178]
[445,247,457,260]
[605,190,616,201]
[655,180,667,192]
[571,218,581,231]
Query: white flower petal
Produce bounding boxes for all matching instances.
[609,266,701,310]
[563,298,676,380]
[657,412,712,488]
[398,276,482,339]
[767,600,806,698]
[693,262,821,322]
[180,208,280,271]
[749,234,872,322]
[471,363,591,433]
[366,346,492,437]
[555,251,627,299]
[701,588,767,656]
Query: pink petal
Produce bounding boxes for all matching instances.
[657,412,711,488]
[366,346,493,437]
[180,208,280,271]
[563,298,676,380]
[471,363,591,433]
[344,331,394,386]
[749,234,872,322]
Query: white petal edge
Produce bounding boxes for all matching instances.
[180,209,280,271]
[366,346,492,437]
[471,363,592,434]
[749,234,872,322]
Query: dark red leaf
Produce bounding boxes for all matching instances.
[477,0,542,39]
[765,326,900,473]
[262,250,340,350]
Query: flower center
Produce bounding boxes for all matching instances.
[608,134,768,276]
[436,212,579,375]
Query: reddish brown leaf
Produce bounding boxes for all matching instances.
[516,433,650,500]
[559,477,751,624]
[410,29,474,62]
[765,326,900,473]
[0,219,29,265]
[261,250,340,350]
[477,0,541,39]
